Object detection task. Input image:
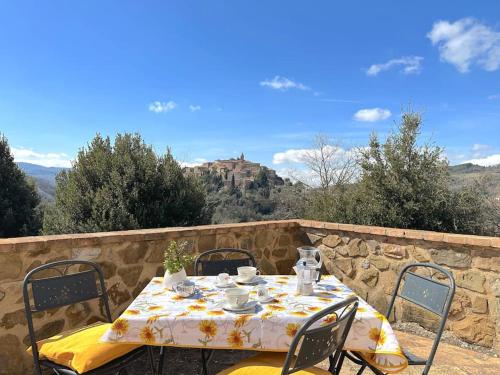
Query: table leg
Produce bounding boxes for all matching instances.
[157,347,167,375]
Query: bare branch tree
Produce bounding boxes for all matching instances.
[302,134,358,191]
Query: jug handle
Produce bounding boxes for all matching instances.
[316,249,323,282]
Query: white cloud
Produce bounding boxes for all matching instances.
[427,18,500,73]
[465,154,500,167]
[189,105,201,112]
[366,56,423,76]
[11,147,72,168]
[472,143,491,152]
[273,145,346,165]
[180,158,207,168]
[353,108,391,122]
[148,100,177,113]
[260,76,309,91]
[488,94,500,100]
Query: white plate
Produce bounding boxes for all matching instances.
[223,300,258,312]
[235,276,260,285]
[214,282,236,288]
[257,296,274,304]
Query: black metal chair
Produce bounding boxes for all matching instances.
[23,260,154,375]
[342,263,456,375]
[194,248,257,375]
[218,297,359,375]
[194,248,257,276]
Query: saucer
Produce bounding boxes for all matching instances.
[235,276,260,285]
[223,300,258,312]
[256,295,274,304]
[215,281,236,288]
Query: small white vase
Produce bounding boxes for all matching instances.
[163,267,187,289]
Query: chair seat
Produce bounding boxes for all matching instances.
[28,322,142,374]
[217,352,332,375]
[402,347,427,366]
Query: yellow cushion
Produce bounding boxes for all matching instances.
[217,352,331,375]
[27,322,141,373]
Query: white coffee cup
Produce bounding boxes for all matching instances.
[225,288,249,308]
[217,273,231,285]
[237,266,260,282]
[255,285,270,301]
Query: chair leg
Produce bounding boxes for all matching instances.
[147,346,156,374]
[201,349,209,375]
[333,352,346,375]
[356,365,367,375]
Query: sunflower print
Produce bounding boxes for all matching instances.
[286,323,300,338]
[207,310,225,316]
[188,304,207,311]
[227,329,244,347]
[199,320,217,338]
[368,328,387,347]
[111,318,129,336]
[140,326,155,344]
[234,314,252,328]
[267,304,286,311]
[148,305,162,311]
[124,309,140,315]
[291,311,309,317]
[307,306,321,312]
[322,314,337,325]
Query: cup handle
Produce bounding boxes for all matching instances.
[256,270,261,276]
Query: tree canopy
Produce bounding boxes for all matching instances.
[0,134,41,237]
[43,133,206,234]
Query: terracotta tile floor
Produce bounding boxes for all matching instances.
[132,331,500,375]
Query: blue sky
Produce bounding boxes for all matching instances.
[1,1,499,173]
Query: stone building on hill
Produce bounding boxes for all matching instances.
[186,153,282,190]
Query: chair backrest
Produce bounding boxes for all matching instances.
[386,263,455,374]
[282,297,358,375]
[194,248,257,276]
[23,260,112,375]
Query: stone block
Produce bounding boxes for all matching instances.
[107,283,131,307]
[335,258,354,278]
[23,319,65,345]
[0,309,26,329]
[65,302,91,326]
[255,230,273,248]
[71,247,101,261]
[0,252,22,281]
[472,296,488,314]
[366,240,380,254]
[407,246,431,262]
[336,245,349,256]
[383,244,406,259]
[452,314,495,347]
[367,289,388,315]
[472,256,500,273]
[369,255,390,271]
[260,257,278,275]
[118,265,143,287]
[323,235,343,248]
[275,259,295,275]
[456,271,485,293]
[347,239,368,257]
[271,247,288,258]
[97,261,117,279]
[449,289,471,320]
[118,243,147,264]
[216,235,236,248]
[360,268,379,287]
[318,244,335,260]
[430,249,471,268]
[490,278,500,297]
[0,334,27,375]
[197,235,216,252]
[278,234,290,247]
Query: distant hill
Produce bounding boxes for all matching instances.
[449,163,500,197]
[17,162,67,201]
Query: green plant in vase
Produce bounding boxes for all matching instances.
[163,240,195,289]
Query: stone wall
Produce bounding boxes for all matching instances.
[0,220,303,375]
[0,220,499,374]
[297,220,500,352]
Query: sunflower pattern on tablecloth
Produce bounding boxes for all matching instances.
[101,275,407,373]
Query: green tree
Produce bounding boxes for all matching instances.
[43,133,206,234]
[0,134,41,237]
[351,110,488,234]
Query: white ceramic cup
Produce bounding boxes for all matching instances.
[217,273,231,285]
[237,266,260,282]
[255,285,269,300]
[225,288,249,308]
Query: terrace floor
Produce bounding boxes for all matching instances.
[129,331,500,375]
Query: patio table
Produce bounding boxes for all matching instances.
[101,275,408,374]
